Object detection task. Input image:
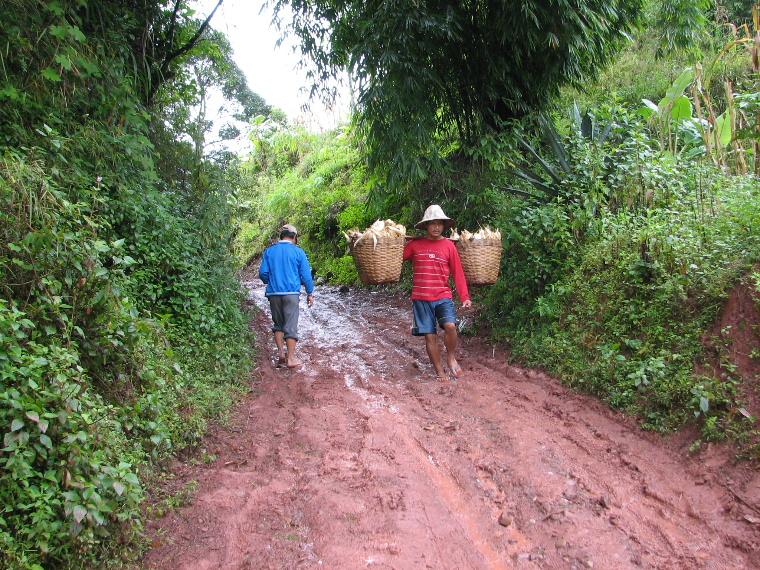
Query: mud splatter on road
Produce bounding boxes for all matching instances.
[144,280,760,569]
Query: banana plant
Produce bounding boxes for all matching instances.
[645,8,759,175]
[691,8,758,171]
[638,67,699,155]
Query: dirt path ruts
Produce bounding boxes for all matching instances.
[144,281,760,569]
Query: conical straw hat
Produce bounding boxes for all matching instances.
[414,204,455,230]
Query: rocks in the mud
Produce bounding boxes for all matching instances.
[497,511,512,527]
[563,480,578,500]
[596,495,610,509]
[515,550,544,562]
[543,510,567,522]
[379,490,404,511]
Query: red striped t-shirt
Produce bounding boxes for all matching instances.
[403,238,470,302]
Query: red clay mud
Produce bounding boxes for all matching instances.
[143,280,760,569]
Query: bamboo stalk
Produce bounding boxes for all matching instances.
[691,72,718,167]
[725,80,748,174]
[753,4,760,175]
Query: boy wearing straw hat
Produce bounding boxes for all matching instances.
[403,205,472,380]
[259,224,315,369]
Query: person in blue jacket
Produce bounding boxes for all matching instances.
[259,224,315,369]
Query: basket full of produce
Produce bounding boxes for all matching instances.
[452,227,503,285]
[344,219,406,285]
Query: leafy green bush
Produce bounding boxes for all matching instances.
[0,1,257,563]
[484,120,759,432]
[235,126,380,282]
[0,154,142,567]
[0,300,142,567]
[0,144,253,568]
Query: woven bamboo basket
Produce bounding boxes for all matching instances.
[350,236,405,285]
[456,238,503,285]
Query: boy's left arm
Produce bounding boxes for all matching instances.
[449,242,471,307]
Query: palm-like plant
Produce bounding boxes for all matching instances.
[509,109,615,203]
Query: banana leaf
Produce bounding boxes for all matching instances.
[658,67,695,116]
[670,96,693,121]
[713,111,732,147]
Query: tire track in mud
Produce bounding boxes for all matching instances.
[144,282,760,569]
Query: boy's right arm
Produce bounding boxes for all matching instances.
[259,251,270,284]
[403,239,415,261]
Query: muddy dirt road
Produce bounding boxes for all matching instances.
[144,280,760,569]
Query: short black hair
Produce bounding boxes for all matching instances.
[280,229,297,240]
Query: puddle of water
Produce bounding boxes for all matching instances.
[242,280,409,412]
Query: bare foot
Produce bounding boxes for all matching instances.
[276,355,287,368]
[448,358,462,378]
[287,358,302,369]
[435,371,449,382]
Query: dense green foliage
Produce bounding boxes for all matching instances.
[235,124,377,282]
[0,1,261,567]
[2,0,758,566]
[479,121,759,432]
[275,0,643,188]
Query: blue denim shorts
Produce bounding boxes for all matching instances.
[411,298,457,336]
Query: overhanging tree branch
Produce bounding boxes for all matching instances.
[148,0,224,104]
[166,0,182,53]
[165,0,223,65]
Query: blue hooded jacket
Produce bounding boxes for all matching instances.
[259,241,315,296]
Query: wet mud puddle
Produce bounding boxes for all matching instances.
[144,280,760,569]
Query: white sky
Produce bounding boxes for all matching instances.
[197,0,351,132]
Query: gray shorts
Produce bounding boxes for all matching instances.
[268,294,300,340]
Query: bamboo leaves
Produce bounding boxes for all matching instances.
[275,0,644,190]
